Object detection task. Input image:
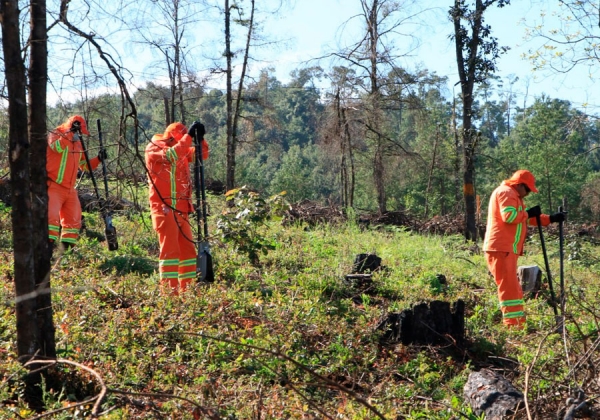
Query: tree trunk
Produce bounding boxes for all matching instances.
[1,0,39,361]
[229,0,255,193]
[453,0,484,242]
[29,0,55,358]
[374,137,386,213]
[1,0,49,410]
[225,0,235,191]
[345,109,355,208]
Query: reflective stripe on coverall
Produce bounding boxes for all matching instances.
[47,116,100,244]
[145,122,209,294]
[483,182,550,326]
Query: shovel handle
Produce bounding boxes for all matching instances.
[536,213,559,317]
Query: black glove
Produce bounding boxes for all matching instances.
[526,205,541,218]
[188,121,205,141]
[97,148,108,162]
[70,120,82,133]
[549,212,566,223]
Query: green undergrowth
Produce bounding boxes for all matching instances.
[1,193,600,418]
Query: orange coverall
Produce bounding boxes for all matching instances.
[47,115,100,246]
[483,181,550,327]
[145,122,209,295]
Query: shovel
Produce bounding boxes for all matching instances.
[78,122,118,251]
[536,213,562,331]
[96,119,118,251]
[192,122,214,282]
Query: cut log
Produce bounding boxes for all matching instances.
[377,299,465,345]
[518,265,541,295]
[463,368,524,420]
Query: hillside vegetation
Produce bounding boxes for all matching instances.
[2,189,600,419]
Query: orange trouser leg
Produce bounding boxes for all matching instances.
[176,213,197,293]
[152,210,196,295]
[485,251,525,327]
[48,182,81,244]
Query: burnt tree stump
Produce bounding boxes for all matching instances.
[463,368,524,419]
[345,253,382,289]
[352,253,381,273]
[377,300,465,345]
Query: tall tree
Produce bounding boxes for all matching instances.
[223,0,257,191]
[332,0,425,213]
[130,0,203,125]
[29,0,55,359]
[0,0,54,408]
[450,0,510,241]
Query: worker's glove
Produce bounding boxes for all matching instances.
[526,205,541,218]
[188,121,205,141]
[97,148,108,162]
[70,120,82,133]
[549,212,566,223]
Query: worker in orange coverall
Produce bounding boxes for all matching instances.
[47,115,107,253]
[483,169,566,328]
[145,121,209,295]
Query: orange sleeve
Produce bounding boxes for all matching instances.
[529,214,551,227]
[496,189,528,225]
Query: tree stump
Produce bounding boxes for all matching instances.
[377,300,465,345]
[518,265,541,295]
[463,368,524,419]
[352,253,381,273]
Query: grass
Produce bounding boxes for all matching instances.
[1,192,600,418]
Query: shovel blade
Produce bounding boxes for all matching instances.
[105,224,118,251]
[197,242,214,282]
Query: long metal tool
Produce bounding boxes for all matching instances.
[536,213,559,319]
[96,119,118,251]
[192,123,214,282]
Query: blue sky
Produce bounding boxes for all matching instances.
[264,0,599,115]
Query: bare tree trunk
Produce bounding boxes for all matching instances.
[1,0,39,360]
[453,0,484,242]
[1,0,48,410]
[452,95,462,206]
[373,134,386,213]
[225,0,234,191]
[229,0,255,191]
[337,95,356,208]
[424,126,440,219]
[367,0,387,213]
[29,0,55,358]
[461,80,477,241]
[164,97,170,126]
[172,1,186,124]
[336,90,348,207]
[346,117,356,208]
[167,52,176,123]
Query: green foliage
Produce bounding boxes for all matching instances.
[99,254,157,276]
[416,271,446,295]
[216,186,289,265]
[495,97,592,215]
[2,195,599,418]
